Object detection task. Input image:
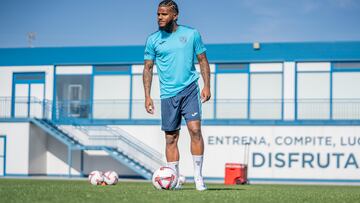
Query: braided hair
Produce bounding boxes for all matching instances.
[158,0,179,15]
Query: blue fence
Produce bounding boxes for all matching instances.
[1,97,360,124]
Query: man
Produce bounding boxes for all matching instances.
[143,0,211,191]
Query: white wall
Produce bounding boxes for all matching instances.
[56,66,92,75]
[119,124,360,181]
[93,75,130,119]
[333,72,360,119]
[45,138,138,176]
[83,151,137,176]
[297,62,331,72]
[0,123,30,175]
[217,74,248,119]
[46,135,81,175]
[0,137,4,175]
[2,121,360,182]
[29,124,47,174]
[250,73,282,119]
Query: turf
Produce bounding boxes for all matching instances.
[1,179,360,203]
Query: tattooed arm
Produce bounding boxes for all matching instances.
[197,52,211,103]
[143,60,155,114]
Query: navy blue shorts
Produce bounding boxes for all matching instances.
[161,81,202,132]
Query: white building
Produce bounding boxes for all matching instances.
[1,42,360,183]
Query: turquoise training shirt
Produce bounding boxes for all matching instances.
[144,25,207,99]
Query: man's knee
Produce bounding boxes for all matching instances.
[166,136,177,145]
[189,127,202,141]
[165,131,179,145]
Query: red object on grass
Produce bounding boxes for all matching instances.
[224,163,248,185]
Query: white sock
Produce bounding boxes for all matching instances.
[167,161,179,177]
[192,155,203,179]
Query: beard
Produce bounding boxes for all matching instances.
[159,20,176,32]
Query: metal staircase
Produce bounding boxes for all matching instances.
[30,118,160,179]
[72,125,165,172]
[31,118,82,148]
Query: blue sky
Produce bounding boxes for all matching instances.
[0,0,359,48]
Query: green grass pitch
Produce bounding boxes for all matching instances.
[1,178,360,203]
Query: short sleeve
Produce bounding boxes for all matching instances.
[144,37,155,60]
[193,30,207,55]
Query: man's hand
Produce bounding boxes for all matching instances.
[145,97,155,114]
[201,86,211,103]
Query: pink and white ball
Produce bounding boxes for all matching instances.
[88,170,104,185]
[152,167,178,190]
[103,171,119,185]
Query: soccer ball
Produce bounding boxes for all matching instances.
[103,171,119,185]
[152,167,178,190]
[88,170,104,185]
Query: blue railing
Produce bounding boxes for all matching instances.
[0,97,51,119]
[1,97,360,123]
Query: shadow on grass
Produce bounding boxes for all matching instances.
[177,188,244,191]
[207,188,244,191]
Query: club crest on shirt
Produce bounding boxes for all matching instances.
[179,36,187,44]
